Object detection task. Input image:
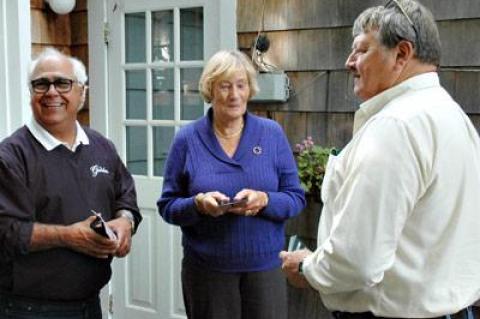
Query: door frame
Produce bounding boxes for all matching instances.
[88,0,109,137]
[0,0,31,140]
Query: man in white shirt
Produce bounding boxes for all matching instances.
[280,1,480,318]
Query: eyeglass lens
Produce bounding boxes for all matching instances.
[31,78,74,93]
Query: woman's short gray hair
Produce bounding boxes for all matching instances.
[352,0,441,66]
[29,47,88,85]
[199,50,259,103]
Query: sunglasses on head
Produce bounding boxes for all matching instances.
[384,0,419,41]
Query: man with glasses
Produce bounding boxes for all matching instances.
[0,48,141,318]
[281,1,480,318]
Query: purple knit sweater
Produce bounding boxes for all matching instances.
[157,109,305,272]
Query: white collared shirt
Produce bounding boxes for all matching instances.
[26,118,89,152]
[303,73,480,317]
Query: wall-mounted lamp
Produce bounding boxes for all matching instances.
[46,0,76,15]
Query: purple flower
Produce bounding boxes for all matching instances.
[295,143,305,153]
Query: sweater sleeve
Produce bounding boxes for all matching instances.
[260,124,306,221]
[157,130,202,226]
[0,155,34,261]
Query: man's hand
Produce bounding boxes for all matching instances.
[62,216,119,258]
[107,217,133,257]
[279,249,312,288]
[30,216,119,259]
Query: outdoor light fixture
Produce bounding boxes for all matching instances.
[46,0,76,15]
[255,34,270,54]
[252,33,277,73]
[251,0,278,73]
[248,0,290,103]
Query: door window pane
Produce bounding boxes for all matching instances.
[126,70,146,119]
[153,127,175,176]
[180,7,203,61]
[126,126,147,175]
[123,7,206,177]
[181,68,203,120]
[125,12,146,63]
[152,10,174,62]
[152,68,174,120]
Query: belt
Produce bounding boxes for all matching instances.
[332,306,479,319]
[0,292,99,313]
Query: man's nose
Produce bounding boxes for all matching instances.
[45,83,59,95]
[345,56,352,70]
[345,54,355,70]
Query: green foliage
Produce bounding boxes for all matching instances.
[295,136,334,198]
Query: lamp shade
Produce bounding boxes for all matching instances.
[46,0,76,15]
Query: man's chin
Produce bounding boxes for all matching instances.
[353,88,371,101]
[36,115,73,127]
[353,86,362,97]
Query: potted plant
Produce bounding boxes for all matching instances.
[294,136,334,201]
[286,136,335,244]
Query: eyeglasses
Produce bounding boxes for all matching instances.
[30,77,78,94]
[385,0,419,41]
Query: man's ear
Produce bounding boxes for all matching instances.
[77,86,88,111]
[395,40,415,69]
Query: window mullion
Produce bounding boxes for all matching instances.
[174,7,181,125]
[146,10,153,177]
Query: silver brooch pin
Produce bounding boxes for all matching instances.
[253,146,262,155]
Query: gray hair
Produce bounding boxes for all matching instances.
[29,47,88,85]
[352,0,441,66]
[199,50,259,103]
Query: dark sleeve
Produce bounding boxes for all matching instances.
[109,141,142,231]
[157,130,202,226]
[260,124,306,221]
[0,156,34,261]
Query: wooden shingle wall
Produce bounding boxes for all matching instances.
[238,1,480,318]
[30,0,89,125]
[238,0,480,149]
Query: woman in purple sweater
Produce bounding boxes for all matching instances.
[157,50,305,319]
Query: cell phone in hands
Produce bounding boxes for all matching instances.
[90,210,117,240]
[218,197,248,208]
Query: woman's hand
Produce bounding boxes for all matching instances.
[228,189,269,216]
[194,191,230,217]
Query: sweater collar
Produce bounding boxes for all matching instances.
[353,72,440,134]
[195,107,264,165]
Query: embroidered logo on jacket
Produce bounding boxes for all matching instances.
[90,165,110,177]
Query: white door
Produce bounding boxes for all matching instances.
[106,1,236,318]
